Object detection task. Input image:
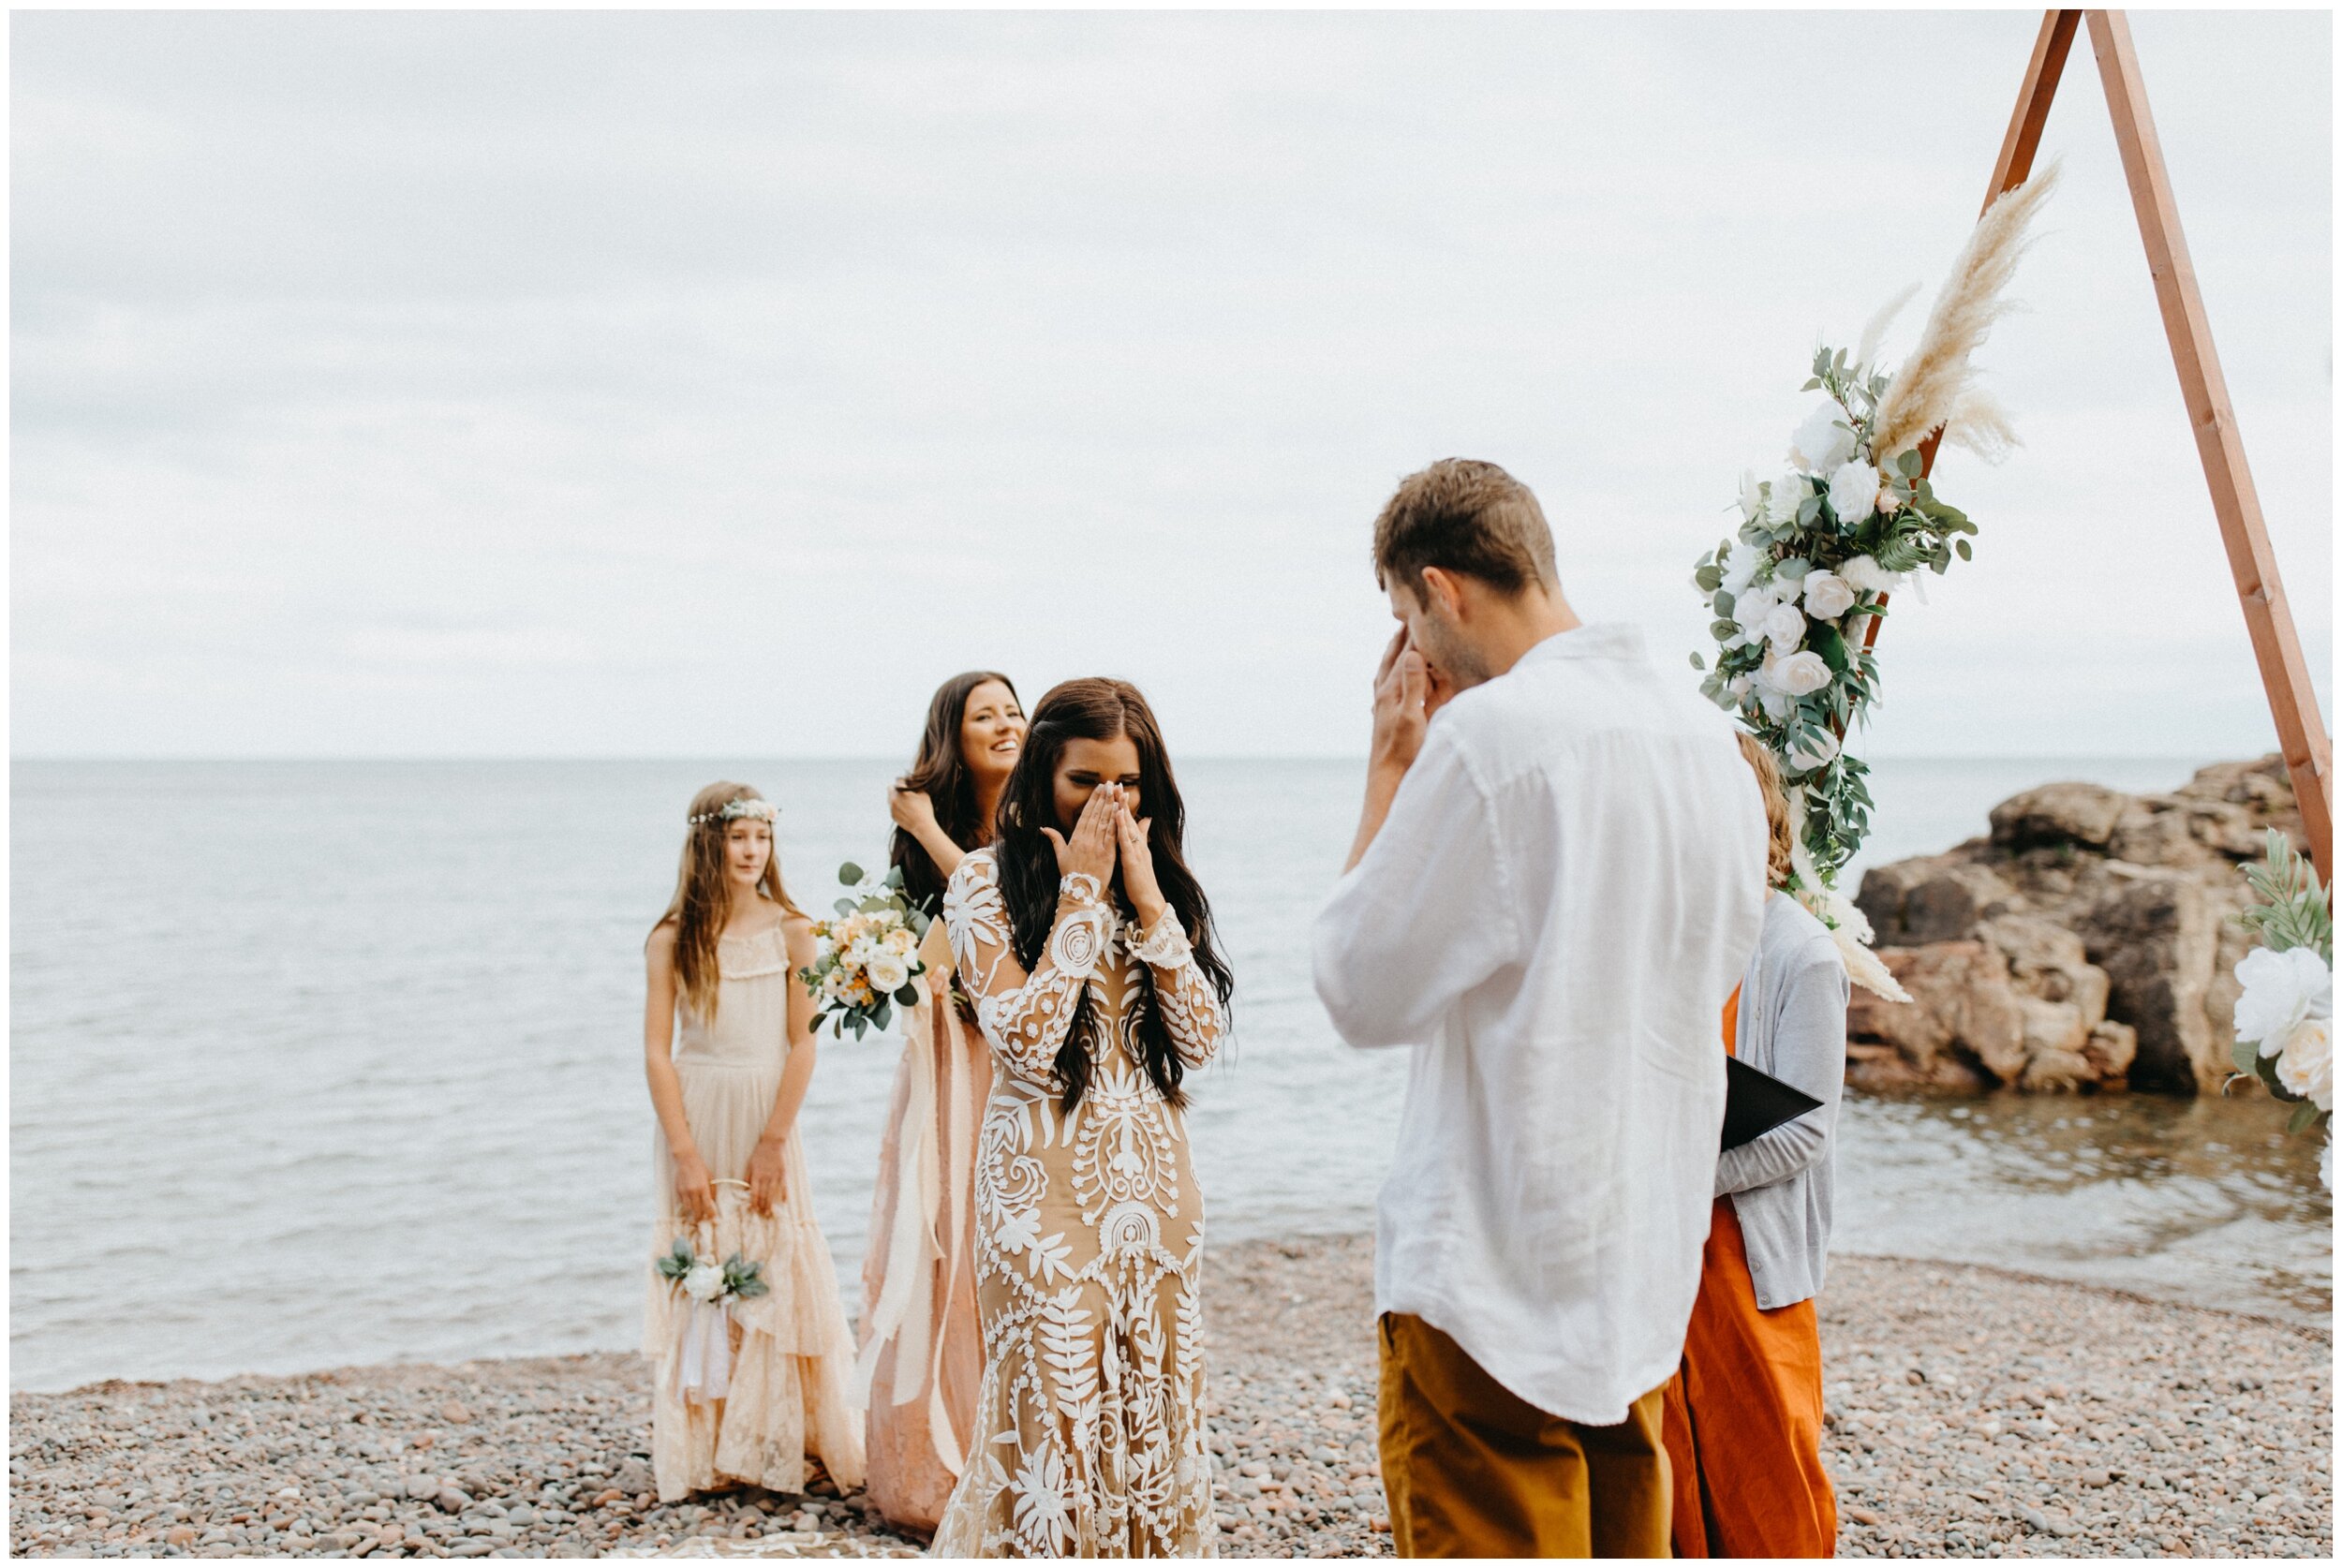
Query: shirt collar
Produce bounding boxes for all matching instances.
[1512,622,1646,669]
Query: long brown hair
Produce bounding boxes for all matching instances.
[652,781,801,1018]
[992,678,1233,1114]
[890,671,1019,913]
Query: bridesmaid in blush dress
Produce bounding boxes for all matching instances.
[855,673,1026,1534]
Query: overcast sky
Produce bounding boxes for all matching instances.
[11,8,2331,761]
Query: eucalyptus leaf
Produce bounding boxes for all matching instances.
[838,861,866,886]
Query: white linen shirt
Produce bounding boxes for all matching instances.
[1312,622,1767,1425]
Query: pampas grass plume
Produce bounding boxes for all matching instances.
[1870,161,2061,463]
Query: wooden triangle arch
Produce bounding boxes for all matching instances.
[1867,8,2332,880]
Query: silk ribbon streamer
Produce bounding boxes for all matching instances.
[849,938,972,1478]
[673,1297,735,1406]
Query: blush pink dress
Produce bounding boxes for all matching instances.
[855,919,994,1532]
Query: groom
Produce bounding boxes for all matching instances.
[1312,458,1767,1558]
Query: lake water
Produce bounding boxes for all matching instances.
[7,755,2328,1392]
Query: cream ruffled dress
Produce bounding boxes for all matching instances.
[645,920,867,1502]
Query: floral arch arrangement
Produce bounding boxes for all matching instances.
[1688,166,2059,1000]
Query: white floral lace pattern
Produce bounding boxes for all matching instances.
[928,849,1224,1559]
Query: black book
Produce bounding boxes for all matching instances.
[1721,1056,1824,1152]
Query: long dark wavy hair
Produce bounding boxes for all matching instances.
[889,671,1020,913]
[992,678,1234,1114]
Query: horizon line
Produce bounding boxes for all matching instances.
[8,750,2244,766]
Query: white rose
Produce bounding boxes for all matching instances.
[867,954,910,994]
[1803,570,1857,619]
[2275,1017,2334,1112]
[1791,405,1857,474]
[884,926,916,954]
[1720,541,1765,598]
[1787,730,1843,772]
[1738,469,1765,523]
[1827,461,1882,525]
[1731,584,1782,643]
[1767,472,1808,527]
[1839,554,1904,596]
[2233,945,2333,1054]
[1760,647,1834,697]
[1727,673,1753,699]
[1761,599,1808,655]
[682,1263,726,1303]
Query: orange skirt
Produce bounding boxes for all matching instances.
[1660,987,1837,1558]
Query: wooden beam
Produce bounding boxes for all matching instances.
[2086,8,2334,878]
[1861,10,2081,655]
[1986,8,2083,201]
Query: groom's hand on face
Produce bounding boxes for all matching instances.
[1421,657,1455,717]
[1371,628,1430,775]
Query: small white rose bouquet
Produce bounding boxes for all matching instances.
[798,860,937,1039]
[653,1235,772,1304]
[653,1232,770,1405]
[2228,830,2332,1189]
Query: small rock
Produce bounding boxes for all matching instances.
[440,1401,473,1425]
[164,1526,198,1548]
[437,1488,470,1514]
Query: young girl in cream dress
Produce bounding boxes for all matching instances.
[642,782,866,1502]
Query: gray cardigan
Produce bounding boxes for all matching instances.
[1716,893,1850,1309]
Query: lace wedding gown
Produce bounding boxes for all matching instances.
[927,851,1226,1558]
[644,921,867,1502]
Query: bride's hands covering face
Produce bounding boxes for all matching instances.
[1116,797,1165,925]
[1042,784,1119,887]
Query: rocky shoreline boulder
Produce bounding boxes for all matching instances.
[1849,756,2302,1096]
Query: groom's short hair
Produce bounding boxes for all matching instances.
[1372,459,1558,599]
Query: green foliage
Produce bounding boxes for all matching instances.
[2238,829,2333,960]
[1688,340,1993,883]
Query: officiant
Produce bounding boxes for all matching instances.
[1659,734,1851,1559]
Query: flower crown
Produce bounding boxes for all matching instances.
[689,797,778,827]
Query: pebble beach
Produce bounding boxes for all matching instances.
[9,1235,2330,1560]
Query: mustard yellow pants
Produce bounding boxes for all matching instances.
[1377,1312,1672,1559]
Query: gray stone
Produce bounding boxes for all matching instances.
[1992,782,2130,851]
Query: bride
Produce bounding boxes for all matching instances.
[927,678,1235,1558]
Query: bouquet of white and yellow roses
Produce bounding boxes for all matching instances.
[798,861,936,1039]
